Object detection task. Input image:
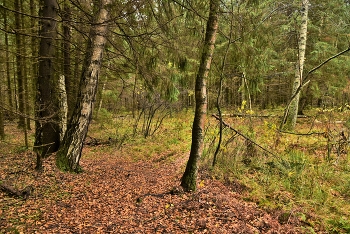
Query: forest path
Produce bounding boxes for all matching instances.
[0,146,305,233]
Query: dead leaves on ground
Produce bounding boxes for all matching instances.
[1,148,305,233]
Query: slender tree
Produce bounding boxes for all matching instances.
[14,0,26,129]
[3,1,14,112]
[0,70,4,140]
[213,0,235,167]
[56,0,111,172]
[283,0,309,130]
[34,0,60,170]
[181,0,219,191]
[62,0,74,118]
[20,0,32,130]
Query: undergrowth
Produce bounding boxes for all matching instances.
[89,109,192,161]
[200,108,350,233]
[3,107,349,232]
[91,108,350,232]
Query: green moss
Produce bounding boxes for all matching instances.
[55,150,71,172]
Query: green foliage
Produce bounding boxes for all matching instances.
[14,145,28,154]
[96,108,113,126]
[89,110,192,161]
[165,74,181,102]
[201,110,350,232]
[55,150,71,172]
[328,217,350,233]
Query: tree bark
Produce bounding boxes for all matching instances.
[181,0,219,192]
[14,0,26,129]
[34,0,60,169]
[20,0,32,130]
[30,0,38,120]
[56,0,111,172]
[62,0,74,119]
[4,3,14,113]
[58,75,68,141]
[284,0,309,131]
[0,71,4,139]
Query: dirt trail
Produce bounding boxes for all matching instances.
[0,147,305,233]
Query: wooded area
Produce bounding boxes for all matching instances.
[1,0,350,232]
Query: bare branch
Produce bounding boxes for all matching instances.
[212,114,280,158]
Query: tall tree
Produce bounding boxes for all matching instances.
[14,0,26,129]
[62,0,74,118]
[0,65,4,140]
[283,0,309,130]
[3,1,14,112]
[20,0,32,130]
[181,0,219,192]
[34,0,60,169]
[30,0,38,128]
[56,0,111,172]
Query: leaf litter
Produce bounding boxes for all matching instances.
[0,145,308,233]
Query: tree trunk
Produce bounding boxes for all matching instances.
[96,76,107,118]
[14,0,25,129]
[181,0,219,192]
[4,3,14,112]
[62,0,74,119]
[56,0,111,172]
[20,0,31,130]
[213,2,234,167]
[0,71,4,139]
[34,0,60,168]
[58,75,68,141]
[284,0,309,131]
[30,0,38,119]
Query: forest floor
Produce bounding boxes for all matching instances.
[5,106,350,234]
[1,132,309,234]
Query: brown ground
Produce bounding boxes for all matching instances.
[1,133,308,233]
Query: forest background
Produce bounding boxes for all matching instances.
[1,0,350,233]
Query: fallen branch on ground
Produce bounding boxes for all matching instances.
[222,113,275,118]
[0,182,33,200]
[84,136,110,146]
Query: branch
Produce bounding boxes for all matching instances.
[212,115,280,158]
[0,182,33,200]
[305,46,350,80]
[279,130,325,136]
[280,46,350,130]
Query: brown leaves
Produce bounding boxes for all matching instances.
[1,148,304,233]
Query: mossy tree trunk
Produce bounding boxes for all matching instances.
[181,0,219,192]
[56,0,111,172]
[284,0,309,131]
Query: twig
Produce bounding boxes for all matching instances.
[279,130,325,136]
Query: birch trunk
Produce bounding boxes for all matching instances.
[284,0,309,130]
[58,75,68,141]
[56,0,111,172]
[181,0,219,191]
